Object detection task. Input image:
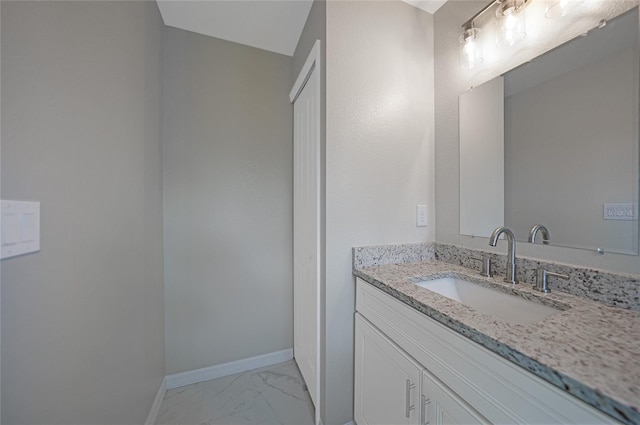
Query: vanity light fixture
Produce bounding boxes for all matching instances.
[459,0,531,69]
[545,0,584,19]
[458,0,497,69]
[495,0,528,47]
[459,25,483,69]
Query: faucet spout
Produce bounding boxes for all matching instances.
[489,226,517,284]
[528,224,550,245]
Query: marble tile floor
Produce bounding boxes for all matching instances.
[156,360,315,425]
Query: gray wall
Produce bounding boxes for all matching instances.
[434,0,640,275]
[0,2,3,420]
[1,1,165,424]
[325,2,435,423]
[162,27,294,375]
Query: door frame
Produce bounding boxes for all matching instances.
[290,40,321,104]
[290,39,321,425]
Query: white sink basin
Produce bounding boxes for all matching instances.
[415,277,562,325]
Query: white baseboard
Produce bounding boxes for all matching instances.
[317,416,353,425]
[145,377,167,425]
[165,348,294,390]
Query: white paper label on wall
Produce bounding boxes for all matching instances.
[1,200,41,259]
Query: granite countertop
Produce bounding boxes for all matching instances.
[354,260,640,425]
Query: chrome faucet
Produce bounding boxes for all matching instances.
[489,226,517,284]
[534,268,569,293]
[470,255,492,277]
[528,224,550,245]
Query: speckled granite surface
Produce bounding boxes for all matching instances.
[354,243,640,311]
[353,258,640,425]
[434,243,640,312]
[352,242,435,269]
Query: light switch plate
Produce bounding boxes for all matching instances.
[1,200,41,259]
[416,205,428,227]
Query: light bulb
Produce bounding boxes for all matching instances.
[496,0,526,47]
[459,27,483,69]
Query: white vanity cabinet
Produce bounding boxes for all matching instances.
[422,370,488,425]
[354,314,422,425]
[355,313,487,425]
[354,278,618,425]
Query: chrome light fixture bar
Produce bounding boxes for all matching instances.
[461,0,501,35]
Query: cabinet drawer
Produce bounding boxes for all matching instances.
[356,278,617,424]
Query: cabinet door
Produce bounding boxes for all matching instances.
[422,370,489,425]
[355,313,422,425]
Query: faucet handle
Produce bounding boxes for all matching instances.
[534,268,569,293]
[470,256,492,277]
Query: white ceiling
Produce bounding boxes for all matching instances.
[156,0,314,56]
[402,0,447,14]
[156,0,448,57]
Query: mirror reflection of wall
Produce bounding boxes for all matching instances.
[459,77,504,238]
[459,7,639,255]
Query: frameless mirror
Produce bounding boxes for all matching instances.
[459,7,639,255]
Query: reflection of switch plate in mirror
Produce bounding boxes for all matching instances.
[603,203,638,221]
[1,200,40,259]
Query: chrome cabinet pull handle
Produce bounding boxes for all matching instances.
[421,395,431,425]
[406,379,416,418]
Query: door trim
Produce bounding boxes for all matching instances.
[290,40,321,103]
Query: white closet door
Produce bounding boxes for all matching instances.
[292,41,320,410]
